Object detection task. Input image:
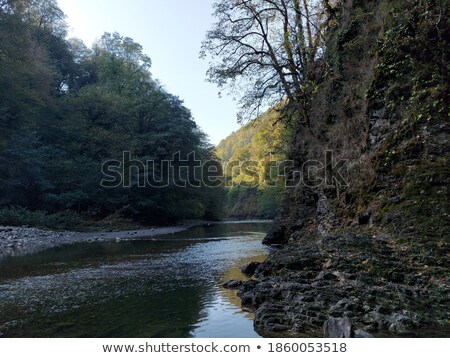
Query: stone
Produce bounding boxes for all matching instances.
[388,322,407,333]
[323,317,352,338]
[354,329,374,338]
[240,261,261,277]
[358,211,371,225]
[238,291,255,306]
[314,271,337,281]
[390,313,411,323]
[330,298,361,312]
[222,280,244,289]
[271,324,289,332]
[293,218,305,230]
[371,108,385,119]
[262,223,286,245]
[383,212,400,224]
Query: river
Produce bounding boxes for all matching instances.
[0,222,270,338]
[0,222,271,338]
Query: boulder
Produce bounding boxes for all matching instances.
[358,211,371,225]
[262,223,286,245]
[240,261,261,277]
[222,280,244,289]
[354,329,374,338]
[323,317,352,338]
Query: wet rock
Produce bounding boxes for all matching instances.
[364,310,389,328]
[314,271,337,281]
[330,298,362,313]
[388,322,407,333]
[222,280,244,289]
[271,324,290,332]
[262,223,286,245]
[323,317,352,338]
[387,312,413,333]
[240,261,261,277]
[233,227,448,338]
[382,212,401,224]
[238,291,255,306]
[253,303,292,336]
[358,211,371,225]
[374,305,391,315]
[354,329,374,338]
[390,312,412,323]
[293,218,305,230]
[316,190,337,231]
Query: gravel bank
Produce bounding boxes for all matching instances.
[0,225,188,258]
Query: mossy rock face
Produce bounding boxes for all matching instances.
[259,0,449,337]
[241,232,449,338]
[337,20,361,48]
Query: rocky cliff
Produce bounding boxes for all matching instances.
[235,0,449,337]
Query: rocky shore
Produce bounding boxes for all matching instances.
[0,225,188,258]
[218,0,450,339]
[224,230,449,337]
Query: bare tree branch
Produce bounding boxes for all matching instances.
[201,0,327,122]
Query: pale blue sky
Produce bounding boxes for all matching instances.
[58,0,240,145]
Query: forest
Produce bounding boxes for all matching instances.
[0,0,448,340]
[205,0,448,338]
[216,106,289,218]
[0,0,225,228]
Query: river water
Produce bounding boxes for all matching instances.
[0,222,271,338]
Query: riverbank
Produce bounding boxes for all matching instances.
[0,222,271,338]
[0,220,273,258]
[229,227,449,338]
[0,225,189,258]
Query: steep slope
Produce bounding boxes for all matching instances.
[216,108,289,218]
[236,0,449,337]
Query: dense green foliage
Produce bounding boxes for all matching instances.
[0,207,84,230]
[216,107,289,218]
[0,0,224,227]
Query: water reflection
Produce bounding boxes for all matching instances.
[0,222,270,337]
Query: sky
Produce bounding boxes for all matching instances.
[57,0,240,145]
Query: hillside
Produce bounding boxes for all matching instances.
[0,1,224,228]
[235,0,449,337]
[215,107,290,219]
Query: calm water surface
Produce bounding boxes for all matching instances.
[0,222,270,337]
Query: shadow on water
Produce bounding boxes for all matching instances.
[0,222,271,338]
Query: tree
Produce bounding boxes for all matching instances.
[215,105,290,218]
[0,0,226,225]
[201,0,327,123]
